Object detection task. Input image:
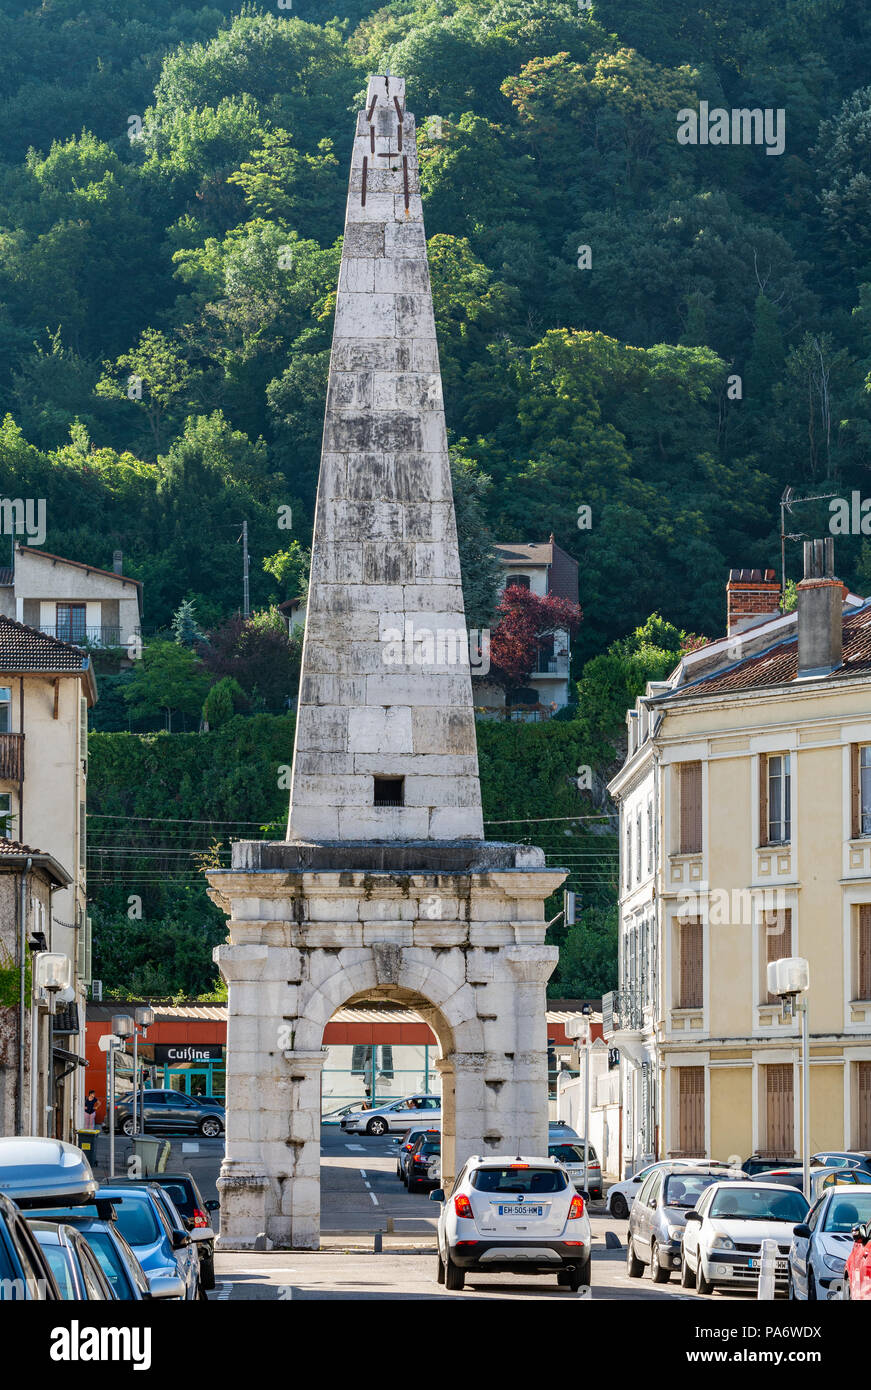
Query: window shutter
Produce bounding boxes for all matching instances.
[78,801,86,871]
[759,752,768,846]
[678,1067,705,1156]
[858,1063,871,1149]
[766,908,793,1002]
[679,762,702,854]
[765,1064,794,1156]
[80,696,88,765]
[858,905,871,1001]
[679,919,703,1009]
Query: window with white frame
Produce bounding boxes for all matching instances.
[0,792,12,839]
[625,820,632,890]
[635,811,642,882]
[852,744,871,838]
[0,687,10,734]
[647,799,654,875]
[761,752,791,845]
[855,904,871,1002]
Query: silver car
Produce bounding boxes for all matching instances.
[395,1126,441,1181]
[341,1095,441,1136]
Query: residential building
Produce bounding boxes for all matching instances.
[607,542,871,1175]
[483,535,579,715]
[0,542,142,648]
[0,618,98,1138]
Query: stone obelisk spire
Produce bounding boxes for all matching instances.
[287,75,483,844]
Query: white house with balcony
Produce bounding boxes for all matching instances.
[0,543,142,648]
[481,536,578,716]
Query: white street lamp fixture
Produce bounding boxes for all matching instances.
[34,953,71,994]
[112,1013,134,1038]
[767,956,811,1202]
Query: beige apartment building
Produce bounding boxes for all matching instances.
[0,618,97,1139]
[607,542,871,1174]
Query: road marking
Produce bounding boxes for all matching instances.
[346,1144,365,1151]
[215,1282,233,1300]
[369,1192,379,1205]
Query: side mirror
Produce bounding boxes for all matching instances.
[205,1200,219,1212]
[853,1223,870,1244]
[632,1175,642,1184]
[793,1223,812,1239]
[684,1211,702,1223]
[171,1231,192,1250]
[146,1272,185,1300]
[429,1189,445,1203]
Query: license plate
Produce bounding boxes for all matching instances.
[748,1258,788,1272]
[497,1204,544,1217]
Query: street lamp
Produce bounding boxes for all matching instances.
[132,1006,154,1136]
[110,1014,134,1178]
[33,954,72,1138]
[767,957,811,1200]
[566,1005,594,1197]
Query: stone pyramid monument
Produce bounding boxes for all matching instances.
[288,73,482,845]
[208,77,565,1250]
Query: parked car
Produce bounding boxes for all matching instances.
[395,1126,440,1182]
[681,1180,809,1295]
[0,1191,61,1300]
[0,1137,98,1208]
[841,1217,871,1299]
[113,1090,224,1137]
[606,1159,735,1220]
[323,1103,368,1125]
[26,1208,181,1301]
[341,1095,441,1136]
[112,1173,218,1290]
[627,1167,751,1285]
[406,1135,441,1194]
[548,1143,602,1200]
[27,1220,116,1300]
[97,1183,202,1300]
[812,1151,871,1177]
[789,1186,871,1300]
[763,1166,871,1202]
[548,1122,581,1144]
[741,1154,798,1176]
[431,1154,592,1292]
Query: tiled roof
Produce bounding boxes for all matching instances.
[669,600,871,700]
[87,1002,602,1025]
[495,541,554,566]
[17,545,142,589]
[0,615,91,672]
[494,537,580,605]
[0,839,42,855]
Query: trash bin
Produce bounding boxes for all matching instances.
[155,1138,171,1174]
[131,1136,162,1176]
[76,1128,100,1166]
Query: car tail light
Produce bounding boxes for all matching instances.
[509,1163,529,1169]
[404,1144,414,1151]
[193,1208,208,1227]
[412,1156,426,1166]
[454,1193,473,1219]
[568,1194,585,1221]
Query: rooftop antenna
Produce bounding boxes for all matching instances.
[780,486,840,591]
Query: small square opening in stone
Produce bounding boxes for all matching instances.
[373,776,404,807]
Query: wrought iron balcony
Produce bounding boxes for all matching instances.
[0,732,24,781]
[601,987,646,1039]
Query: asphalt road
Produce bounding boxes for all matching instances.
[207,1126,752,1301]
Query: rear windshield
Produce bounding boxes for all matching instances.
[419,1142,440,1156]
[111,1196,161,1246]
[549,1144,596,1164]
[471,1168,567,1194]
[709,1187,808,1222]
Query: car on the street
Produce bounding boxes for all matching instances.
[113,1089,224,1137]
[606,1159,735,1219]
[395,1126,440,1181]
[97,1183,202,1300]
[406,1135,441,1194]
[627,1167,751,1285]
[341,1094,441,1136]
[0,1136,98,1208]
[548,1142,602,1199]
[789,1185,871,1301]
[548,1122,581,1144]
[812,1151,871,1177]
[25,1207,182,1301]
[323,1102,367,1125]
[112,1173,218,1291]
[762,1166,871,1203]
[741,1153,798,1176]
[27,1220,116,1300]
[681,1180,809,1295]
[430,1154,592,1292]
[0,1190,61,1300]
[841,1217,871,1299]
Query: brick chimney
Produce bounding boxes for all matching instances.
[726,568,781,635]
[797,538,844,678]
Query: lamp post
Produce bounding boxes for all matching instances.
[33,954,72,1139]
[767,957,811,1201]
[111,1013,134,1178]
[132,1006,154,1136]
[566,1005,594,1197]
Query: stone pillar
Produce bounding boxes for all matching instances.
[434,1054,456,1189]
[503,946,560,1156]
[277,1051,326,1249]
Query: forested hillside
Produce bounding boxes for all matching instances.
[2,0,871,648]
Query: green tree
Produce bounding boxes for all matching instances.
[123,639,211,731]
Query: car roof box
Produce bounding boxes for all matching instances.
[0,1138,98,1208]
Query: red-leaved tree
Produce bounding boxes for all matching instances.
[488,586,583,690]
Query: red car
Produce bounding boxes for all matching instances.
[842,1221,871,1299]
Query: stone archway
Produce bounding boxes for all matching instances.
[208,853,563,1250]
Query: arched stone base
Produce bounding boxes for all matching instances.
[208,846,564,1249]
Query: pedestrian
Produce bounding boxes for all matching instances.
[84,1089,99,1127]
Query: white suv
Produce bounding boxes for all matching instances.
[431,1155,592,1292]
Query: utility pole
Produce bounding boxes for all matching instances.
[241,520,250,618]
